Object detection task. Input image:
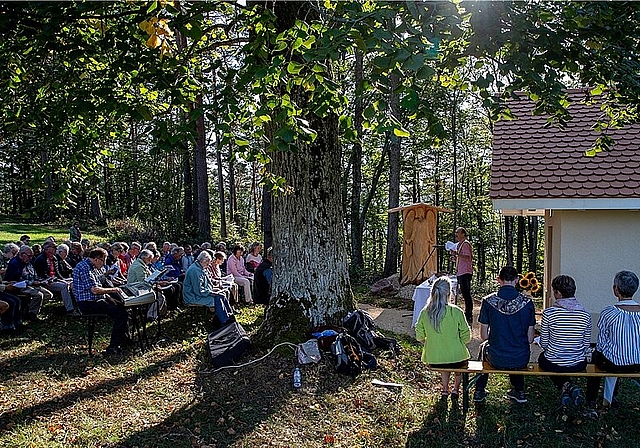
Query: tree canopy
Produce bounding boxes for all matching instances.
[1,1,639,336]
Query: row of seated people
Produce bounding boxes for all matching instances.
[416,268,640,414]
[0,238,274,350]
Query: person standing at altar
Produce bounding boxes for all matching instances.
[450,227,473,324]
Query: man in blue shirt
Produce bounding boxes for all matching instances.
[474,266,536,404]
[73,248,129,356]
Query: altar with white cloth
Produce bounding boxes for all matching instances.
[411,276,458,327]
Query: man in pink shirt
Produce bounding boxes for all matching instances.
[227,245,254,305]
[451,227,474,324]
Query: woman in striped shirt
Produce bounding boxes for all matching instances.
[538,275,592,406]
[586,271,640,407]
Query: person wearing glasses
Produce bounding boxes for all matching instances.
[73,248,128,356]
[4,245,51,321]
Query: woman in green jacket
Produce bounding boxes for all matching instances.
[415,276,471,399]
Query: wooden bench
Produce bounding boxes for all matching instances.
[430,361,640,417]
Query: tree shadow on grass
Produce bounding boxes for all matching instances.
[114,349,302,448]
[405,396,467,448]
[0,349,194,433]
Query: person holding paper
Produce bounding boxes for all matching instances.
[183,250,234,327]
[207,250,239,305]
[73,248,128,356]
[450,227,474,324]
[5,245,51,321]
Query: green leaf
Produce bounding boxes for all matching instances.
[403,54,425,72]
[400,89,419,110]
[393,127,410,138]
[287,61,304,74]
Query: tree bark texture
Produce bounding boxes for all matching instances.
[216,138,227,239]
[258,1,354,341]
[183,151,194,227]
[261,185,272,249]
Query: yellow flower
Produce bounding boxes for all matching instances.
[519,278,530,289]
[525,272,535,280]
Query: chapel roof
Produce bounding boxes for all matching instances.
[490,90,640,203]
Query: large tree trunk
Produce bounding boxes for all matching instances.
[258,1,354,342]
[260,113,355,339]
[193,94,211,241]
[349,48,364,273]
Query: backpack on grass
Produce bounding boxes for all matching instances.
[343,309,400,356]
[331,332,364,376]
[331,332,377,376]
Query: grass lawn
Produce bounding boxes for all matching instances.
[2,295,640,448]
[0,221,103,247]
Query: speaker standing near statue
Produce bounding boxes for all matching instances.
[450,227,474,324]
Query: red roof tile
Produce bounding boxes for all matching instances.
[491,89,640,200]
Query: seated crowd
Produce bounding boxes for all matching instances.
[416,266,640,415]
[0,234,274,356]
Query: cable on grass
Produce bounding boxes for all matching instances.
[198,341,299,374]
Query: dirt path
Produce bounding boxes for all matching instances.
[359,301,542,362]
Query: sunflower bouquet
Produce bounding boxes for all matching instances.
[518,271,541,294]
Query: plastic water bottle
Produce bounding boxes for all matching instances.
[293,367,302,389]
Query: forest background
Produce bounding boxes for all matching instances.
[1,1,639,337]
[0,2,556,282]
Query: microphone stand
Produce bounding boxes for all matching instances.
[412,245,443,284]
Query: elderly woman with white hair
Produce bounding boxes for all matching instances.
[55,243,74,279]
[183,250,234,327]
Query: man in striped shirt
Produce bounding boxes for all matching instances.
[537,275,591,407]
[586,271,640,408]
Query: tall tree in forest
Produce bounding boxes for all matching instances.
[349,49,365,273]
[193,94,211,240]
[383,69,401,278]
[516,215,525,273]
[505,216,514,267]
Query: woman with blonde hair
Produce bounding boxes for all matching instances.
[415,276,471,399]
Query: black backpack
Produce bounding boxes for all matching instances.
[343,309,400,356]
[343,310,380,352]
[332,332,364,376]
